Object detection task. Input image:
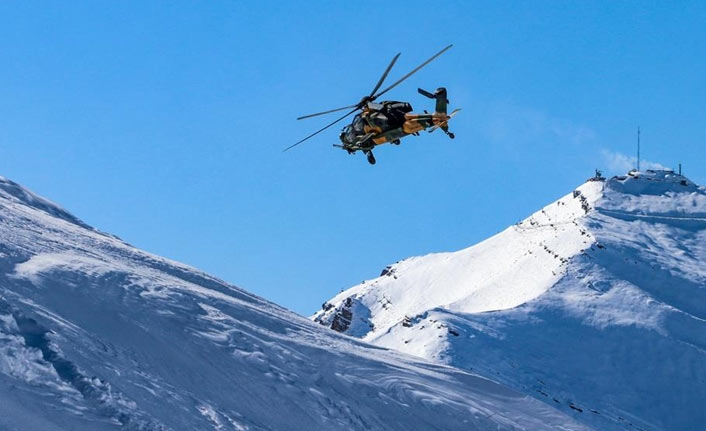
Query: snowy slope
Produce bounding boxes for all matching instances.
[314,170,706,431]
[0,175,587,431]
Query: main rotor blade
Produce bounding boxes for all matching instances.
[297,104,358,120]
[369,52,401,98]
[372,44,453,100]
[284,108,358,152]
[298,53,400,121]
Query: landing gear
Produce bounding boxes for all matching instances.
[442,128,455,139]
[391,139,401,145]
[365,151,376,165]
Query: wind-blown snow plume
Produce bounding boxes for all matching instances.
[601,150,669,173]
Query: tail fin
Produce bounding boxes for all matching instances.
[418,87,448,114]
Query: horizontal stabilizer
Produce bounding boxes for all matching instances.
[418,88,436,98]
[428,108,461,133]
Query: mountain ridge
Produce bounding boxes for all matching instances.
[314,169,706,430]
[0,175,586,430]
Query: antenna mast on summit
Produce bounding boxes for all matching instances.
[637,126,641,171]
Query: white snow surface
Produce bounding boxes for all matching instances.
[314,170,706,431]
[0,174,587,431]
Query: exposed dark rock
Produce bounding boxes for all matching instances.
[569,403,583,413]
[331,306,353,333]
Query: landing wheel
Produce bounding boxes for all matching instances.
[366,151,376,165]
[448,132,455,139]
[391,139,401,145]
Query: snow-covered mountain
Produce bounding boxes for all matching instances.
[0,175,588,431]
[314,170,706,431]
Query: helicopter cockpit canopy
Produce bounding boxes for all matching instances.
[340,113,366,145]
[352,113,366,134]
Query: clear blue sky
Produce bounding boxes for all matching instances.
[1,2,704,314]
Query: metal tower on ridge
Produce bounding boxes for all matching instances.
[637,126,641,171]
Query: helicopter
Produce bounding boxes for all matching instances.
[285,44,461,165]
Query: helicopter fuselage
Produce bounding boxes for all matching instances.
[338,98,455,153]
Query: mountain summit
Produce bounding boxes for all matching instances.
[0,175,587,431]
[314,170,706,431]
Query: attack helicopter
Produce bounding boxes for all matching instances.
[285,44,461,165]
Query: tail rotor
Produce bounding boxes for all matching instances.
[418,87,448,114]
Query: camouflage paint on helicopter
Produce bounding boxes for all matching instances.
[287,45,461,165]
